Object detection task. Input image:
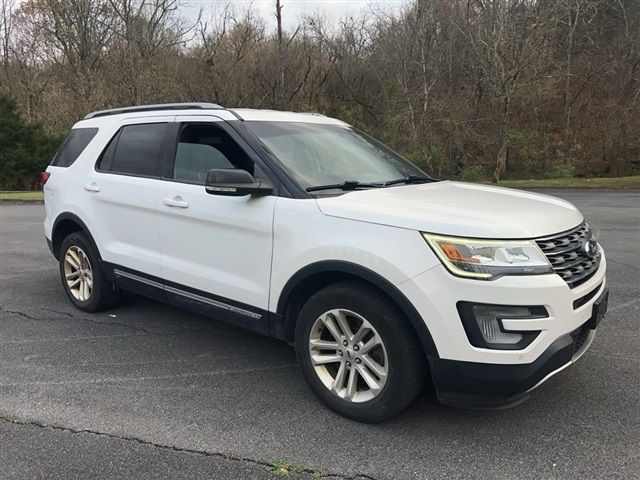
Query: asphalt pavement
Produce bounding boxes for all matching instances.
[0,189,639,479]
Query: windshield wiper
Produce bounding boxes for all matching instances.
[306,175,437,192]
[383,175,438,186]
[306,181,384,192]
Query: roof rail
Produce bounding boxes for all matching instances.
[83,102,224,119]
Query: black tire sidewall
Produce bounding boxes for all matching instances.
[59,232,111,312]
[295,282,425,423]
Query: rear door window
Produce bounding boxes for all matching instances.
[98,123,167,177]
[51,128,98,167]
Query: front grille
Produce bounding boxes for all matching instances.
[536,222,601,289]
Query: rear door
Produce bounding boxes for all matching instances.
[156,115,276,320]
[85,116,173,278]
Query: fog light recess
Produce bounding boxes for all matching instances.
[456,302,546,350]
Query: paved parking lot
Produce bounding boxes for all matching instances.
[1,190,639,479]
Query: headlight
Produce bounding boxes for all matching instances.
[422,233,553,280]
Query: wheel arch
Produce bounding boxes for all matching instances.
[51,213,102,261]
[272,261,439,359]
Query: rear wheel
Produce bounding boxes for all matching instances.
[295,282,426,423]
[59,232,119,312]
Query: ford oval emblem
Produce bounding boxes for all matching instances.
[584,239,598,258]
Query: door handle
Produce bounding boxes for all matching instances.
[84,182,100,192]
[163,196,189,209]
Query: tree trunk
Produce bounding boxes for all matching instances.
[275,0,285,109]
[562,2,578,141]
[492,95,510,183]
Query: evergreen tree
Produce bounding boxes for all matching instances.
[0,95,60,190]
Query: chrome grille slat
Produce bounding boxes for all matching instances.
[563,260,600,287]
[535,222,600,289]
[554,255,593,271]
[540,243,585,256]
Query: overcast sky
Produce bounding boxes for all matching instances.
[181,0,408,29]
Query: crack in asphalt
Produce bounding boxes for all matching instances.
[0,308,42,322]
[45,308,165,335]
[0,351,263,370]
[46,307,248,339]
[0,416,377,480]
[0,362,298,387]
[0,306,243,339]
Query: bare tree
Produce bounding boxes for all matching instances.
[464,0,552,182]
[13,0,118,118]
[1,0,637,182]
[607,0,640,175]
[0,0,14,68]
[275,0,285,108]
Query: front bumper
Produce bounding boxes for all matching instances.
[397,246,608,408]
[429,287,606,408]
[398,249,607,365]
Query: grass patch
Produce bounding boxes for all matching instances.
[270,459,317,477]
[0,190,43,201]
[485,176,640,189]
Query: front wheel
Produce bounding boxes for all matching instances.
[295,282,426,423]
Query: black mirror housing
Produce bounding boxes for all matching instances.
[205,169,273,197]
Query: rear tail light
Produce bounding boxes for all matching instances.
[39,172,50,186]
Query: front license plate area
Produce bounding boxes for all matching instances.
[587,288,609,329]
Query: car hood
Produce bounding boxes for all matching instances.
[314,181,583,238]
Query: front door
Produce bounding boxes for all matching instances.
[156,116,276,323]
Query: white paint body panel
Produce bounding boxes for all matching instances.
[156,180,275,310]
[316,181,584,238]
[82,115,174,277]
[269,198,440,301]
[231,109,348,125]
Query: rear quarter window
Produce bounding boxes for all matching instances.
[51,128,98,167]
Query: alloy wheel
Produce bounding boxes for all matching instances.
[308,308,388,403]
[63,246,93,301]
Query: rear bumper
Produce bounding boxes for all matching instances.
[429,286,608,409]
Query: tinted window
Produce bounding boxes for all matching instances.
[97,130,120,171]
[51,128,98,167]
[100,123,167,177]
[172,123,253,184]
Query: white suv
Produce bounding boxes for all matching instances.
[43,103,608,422]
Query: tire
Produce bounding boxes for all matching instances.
[58,231,119,312]
[295,281,426,423]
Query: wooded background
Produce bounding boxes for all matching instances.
[0,0,639,189]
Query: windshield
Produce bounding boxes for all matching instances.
[244,121,427,190]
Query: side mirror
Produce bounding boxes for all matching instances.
[205,169,273,197]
